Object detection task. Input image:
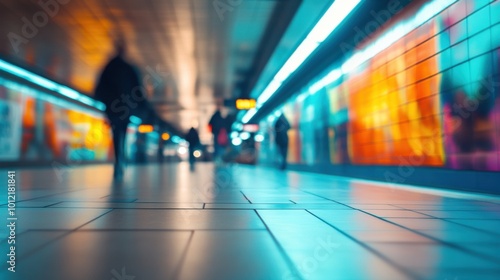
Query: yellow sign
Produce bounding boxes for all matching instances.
[236,99,256,110]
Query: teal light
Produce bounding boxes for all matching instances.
[242,0,363,123]
[0,58,105,111]
[308,69,342,95]
[342,0,457,73]
[258,0,457,124]
[129,115,142,125]
[171,136,182,144]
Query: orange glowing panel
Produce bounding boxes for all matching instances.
[138,125,154,134]
[347,21,445,166]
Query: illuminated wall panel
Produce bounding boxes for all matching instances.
[0,76,112,162]
[258,0,500,172]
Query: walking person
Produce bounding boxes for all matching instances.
[275,113,290,170]
[208,107,229,164]
[94,40,145,180]
[185,127,200,171]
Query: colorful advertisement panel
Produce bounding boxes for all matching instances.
[0,91,23,160]
[0,76,112,163]
[258,0,500,172]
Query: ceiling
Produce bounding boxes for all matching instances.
[0,0,294,140]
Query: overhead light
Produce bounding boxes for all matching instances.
[233,122,244,131]
[230,131,239,139]
[242,0,363,123]
[232,137,242,146]
[254,134,264,142]
[0,58,105,111]
[129,115,142,125]
[177,146,188,155]
[161,132,170,141]
[255,80,282,107]
[258,0,456,124]
[341,0,456,73]
[240,132,251,140]
[171,136,182,144]
[242,108,257,123]
[308,69,342,94]
[193,150,202,158]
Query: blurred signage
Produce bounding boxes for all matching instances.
[138,125,154,134]
[236,99,256,110]
[242,124,259,132]
[224,98,257,110]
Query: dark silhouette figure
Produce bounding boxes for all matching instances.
[209,109,228,163]
[94,41,144,180]
[185,127,200,170]
[275,114,290,170]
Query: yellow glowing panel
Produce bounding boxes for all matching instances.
[236,99,257,110]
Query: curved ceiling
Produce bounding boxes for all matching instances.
[0,0,283,138]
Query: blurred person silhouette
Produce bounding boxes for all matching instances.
[94,39,145,180]
[208,106,229,164]
[185,127,200,170]
[275,113,290,170]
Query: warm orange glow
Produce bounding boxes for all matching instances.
[162,132,170,140]
[138,125,154,134]
[347,21,445,166]
[236,99,256,110]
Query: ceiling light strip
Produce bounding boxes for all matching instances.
[0,58,106,111]
[251,0,457,124]
[242,0,363,123]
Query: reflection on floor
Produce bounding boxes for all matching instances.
[1,163,500,280]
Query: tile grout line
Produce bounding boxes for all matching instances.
[253,209,303,279]
[354,208,500,264]
[170,230,195,280]
[240,191,252,204]
[301,190,500,265]
[15,209,116,261]
[394,205,500,237]
[304,209,423,280]
[43,201,64,208]
[9,187,92,204]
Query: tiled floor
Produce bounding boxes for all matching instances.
[1,163,500,280]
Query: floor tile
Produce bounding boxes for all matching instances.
[257,210,412,279]
[178,231,292,280]
[417,210,500,220]
[81,209,266,230]
[0,208,111,233]
[369,243,500,272]
[2,163,499,279]
[204,203,351,210]
[348,230,436,243]
[49,201,204,209]
[0,231,192,280]
[363,209,433,218]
